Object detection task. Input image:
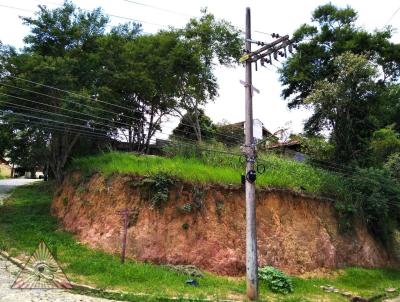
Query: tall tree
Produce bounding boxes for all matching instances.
[304,52,379,163]
[171,110,216,142]
[0,2,115,182]
[279,3,400,163]
[175,10,243,142]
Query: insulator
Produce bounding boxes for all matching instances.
[288,44,293,53]
[260,58,265,66]
[273,52,278,61]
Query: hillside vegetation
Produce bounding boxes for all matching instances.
[72,151,349,200]
[1,183,400,301]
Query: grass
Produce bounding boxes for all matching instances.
[1,183,400,301]
[72,151,349,200]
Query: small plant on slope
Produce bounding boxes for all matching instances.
[149,172,174,209]
[258,266,294,294]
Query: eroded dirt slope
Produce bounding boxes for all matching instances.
[52,173,393,275]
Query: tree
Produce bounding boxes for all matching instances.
[304,52,380,163]
[0,121,12,157]
[385,153,400,182]
[279,3,400,163]
[214,120,244,147]
[369,127,400,165]
[171,110,216,142]
[6,126,48,177]
[350,167,400,244]
[290,134,334,162]
[175,10,243,142]
[0,2,115,182]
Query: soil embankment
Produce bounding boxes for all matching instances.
[52,172,393,275]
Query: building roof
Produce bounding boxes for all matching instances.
[227,120,273,137]
[0,156,9,165]
[267,140,301,149]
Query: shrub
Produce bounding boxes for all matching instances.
[385,152,400,182]
[350,167,400,243]
[148,172,174,209]
[258,266,294,294]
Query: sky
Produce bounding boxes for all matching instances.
[0,0,399,138]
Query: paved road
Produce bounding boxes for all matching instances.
[0,178,42,205]
[0,255,122,302]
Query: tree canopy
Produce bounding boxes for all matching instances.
[279,3,400,164]
[0,1,243,181]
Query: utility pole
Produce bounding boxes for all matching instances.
[116,208,134,264]
[240,7,297,301]
[244,7,258,301]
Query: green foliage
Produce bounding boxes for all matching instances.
[334,199,357,233]
[3,183,400,301]
[370,127,400,165]
[72,151,349,200]
[148,172,174,209]
[0,2,243,180]
[215,200,224,218]
[292,135,334,162]
[214,120,244,147]
[0,183,247,300]
[350,168,400,243]
[258,266,294,294]
[304,52,379,163]
[280,3,400,164]
[171,110,216,142]
[181,203,193,213]
[385,153,400,182]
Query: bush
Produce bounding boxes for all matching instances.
[258,266,294,294]
[385,152,400,182]
[350,167,400,243]
[148,172,174,209]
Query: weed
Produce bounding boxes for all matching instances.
[148,172,174,209]
[182,203,193,213]
[192,187,204,211]
[182,222,189,230]
[62,196,68,206]
[215,200,224,218]
[259,266,294,294]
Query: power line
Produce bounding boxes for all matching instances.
[123,0,192,18]
[0,83,133,127]
[0,3,32,13]
[0,94,235,147]
[7,119,112,140]
[3,77,245,144]
[385,6,400,25]
[0,2,165,29]
[1,110,110,133]
[0,93,125,132]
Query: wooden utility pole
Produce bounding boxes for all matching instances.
[244,7,258,301]
[116,208,133,264]
[239,7,297,301]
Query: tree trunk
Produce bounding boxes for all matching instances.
[49,132,80,183]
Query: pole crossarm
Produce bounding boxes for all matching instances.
[239,34,297,64]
